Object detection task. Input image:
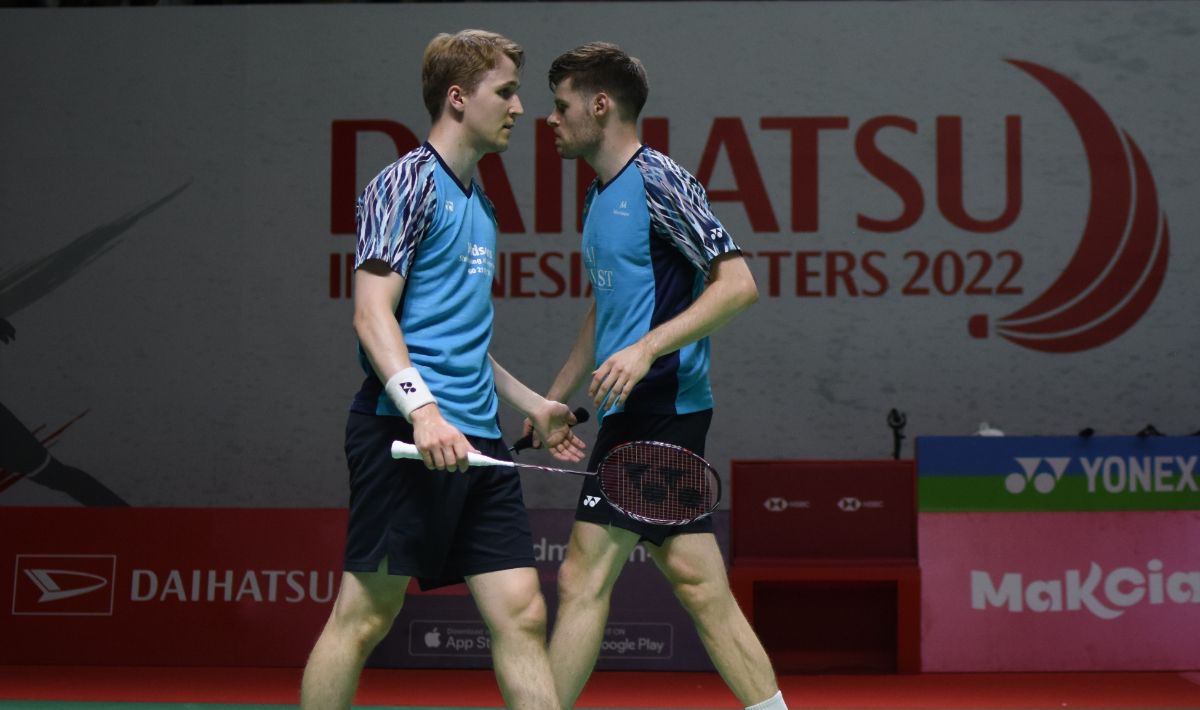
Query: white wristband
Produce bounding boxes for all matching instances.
[384,367,436,422]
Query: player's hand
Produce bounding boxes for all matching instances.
[410,404,474,472]
[590,340,654,411]
[529,401,586,463]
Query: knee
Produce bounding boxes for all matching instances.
[556,555,604,606]
[330,598,401,651]
[515,588,549,637]
[493,583,549,639]
[670,573,729,617]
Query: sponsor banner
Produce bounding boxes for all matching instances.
[0,508,344,666]
[918,436,1200,512]
[919,510,1200,671]
[0,507,726,670]
[1,3,1198,509]
[730,460,915,561]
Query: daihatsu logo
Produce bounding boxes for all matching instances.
[12,554,116,616]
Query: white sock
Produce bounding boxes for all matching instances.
[745,690,787,710]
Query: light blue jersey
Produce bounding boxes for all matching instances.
[582,146,741,420]
[350,144,500,438]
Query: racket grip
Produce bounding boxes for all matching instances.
[391,441,422,460]
[389,441,507,468]
[510,407,590,453]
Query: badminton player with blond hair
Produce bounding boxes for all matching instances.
[301,30,583,710]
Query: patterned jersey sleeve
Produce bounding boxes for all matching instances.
[636,147,741,277]
[354,148,438,278]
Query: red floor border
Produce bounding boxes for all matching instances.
[0,667,1198,708]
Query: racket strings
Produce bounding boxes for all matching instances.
[597,442,719,525]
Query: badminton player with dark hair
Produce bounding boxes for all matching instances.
[530,42,788,710]
[300,29,583,710]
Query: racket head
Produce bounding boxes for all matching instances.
[595,441,721,526]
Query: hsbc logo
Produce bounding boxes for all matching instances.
[837,497,884,512]
[12,554,116,616]
[762,497,810,512]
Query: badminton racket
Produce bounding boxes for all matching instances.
[390,439,720,526]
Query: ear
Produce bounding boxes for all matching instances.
[446,84,468,114]
[592,92,610,117]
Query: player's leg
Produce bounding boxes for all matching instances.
[467,566,560,710]
[647,533,785,709]
[548,520,641,708]
[301,411,436,708]
[300,562,409,710]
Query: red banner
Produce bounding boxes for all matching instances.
[1,508,343,666]
[1,508,726,670]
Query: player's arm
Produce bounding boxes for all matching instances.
[353,259,472,472]
[490,355,586,463]
[547,300,597,403]
[520,301,596,450]
[591,252,757,410]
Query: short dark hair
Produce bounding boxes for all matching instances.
[422,29,524,121]
[548,42,648,120]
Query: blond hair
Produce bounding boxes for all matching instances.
[422,29,524,121]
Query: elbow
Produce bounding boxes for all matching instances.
[743,279,759,309]
[351,307,373,340]
[736,274,759,312]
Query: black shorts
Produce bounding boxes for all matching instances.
[342,412,534,590]
[575,409,714,546]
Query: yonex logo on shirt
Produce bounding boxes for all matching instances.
[445,201,455,212]
[583,495,601,507]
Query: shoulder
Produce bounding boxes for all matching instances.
[634,146,704,197]
[362,145,439,206]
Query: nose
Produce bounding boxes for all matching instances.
[546,113,558,127]
[510,94,524,116]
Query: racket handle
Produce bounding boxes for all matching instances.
[510,407,590,453]
[390,441,509,468]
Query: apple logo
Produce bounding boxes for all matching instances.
[424,627,442,648]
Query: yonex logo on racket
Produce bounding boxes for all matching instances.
[583,495,601,508]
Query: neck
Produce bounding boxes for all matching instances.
[426,123,482,186]
[591,127,642,185]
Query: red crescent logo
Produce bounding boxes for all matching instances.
[968,61,1169,353]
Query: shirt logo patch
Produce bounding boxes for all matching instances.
[466,242,495,277]
[583,246,614,291]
